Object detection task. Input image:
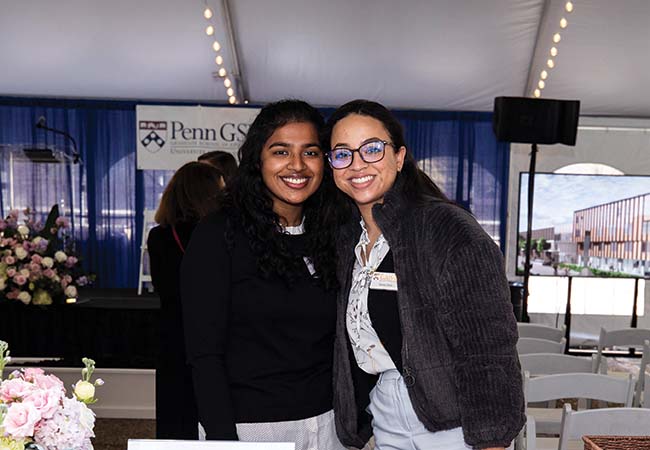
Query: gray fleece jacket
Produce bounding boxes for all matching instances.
[333,187,525,449]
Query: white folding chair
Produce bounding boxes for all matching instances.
[517,337,566,355]
[519,353,600,376]
[518,323,566,343]
[523,371,634,437]
[634,339,650,407]
[557,404,650,450]
[595,327,650,373]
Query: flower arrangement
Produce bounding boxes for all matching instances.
[0,340,103,450]
[0,206,93,306]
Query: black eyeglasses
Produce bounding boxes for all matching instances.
[326,139,394,170]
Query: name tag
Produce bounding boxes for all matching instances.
[370,272,398,291]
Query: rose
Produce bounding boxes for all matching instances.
[4,256,15,265]
[43,268,55,279]
[14,247,27,260]
[19,268,29,278]
[13,275,27,286]
[73,381,95,402]
[6,268,16,278]
[31,254,42,264]
[65,285,78,298]
[16,291,31,304]
[77,276,88,286]
[65,256,78,268]
[23,387,63,419]
[16,225,29,236]
[0,378,34,402]
[2,401,41,438]
[41,257,54,268]
[54,251,67,263]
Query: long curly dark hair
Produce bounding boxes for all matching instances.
[226,100,338,290]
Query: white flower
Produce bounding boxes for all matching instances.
[14,247,27,260]
[64,285,78,298]
[41,257,54,268]
[74,381,95,402]
[54,251,67,263]
[16,225,29,236]
[17,291,31,305]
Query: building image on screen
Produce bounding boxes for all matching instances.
[517,173,650,278]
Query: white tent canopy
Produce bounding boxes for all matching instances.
[1,0,649,116]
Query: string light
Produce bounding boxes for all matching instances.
[202,3,239,104]
[534,89,541,98]
[538,80,546,89]
[565,2,573,13]
[560,18,568,28]
[553,33,561,43]
[540,70,548,80]
[550,47,558,57]
[547,59,555,68]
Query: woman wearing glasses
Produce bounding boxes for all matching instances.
[181,100,344,449]
[323,100,524,450]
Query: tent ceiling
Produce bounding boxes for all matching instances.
[1,0,648,117]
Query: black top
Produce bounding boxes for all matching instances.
[180,210,336,440]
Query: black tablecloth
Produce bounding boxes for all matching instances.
[0,289,160,368]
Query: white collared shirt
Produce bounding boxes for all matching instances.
[346,219,396,375]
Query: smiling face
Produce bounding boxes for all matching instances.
[260,121,324,223]
[330,114,405,212]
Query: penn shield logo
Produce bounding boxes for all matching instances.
[139,121,167,152]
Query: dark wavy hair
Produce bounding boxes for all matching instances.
[322,99,451,220]
[155,161,224,226]
[225,100,338,290]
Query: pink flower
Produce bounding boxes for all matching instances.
[13,274,27,286]
[0,378,35,402]
[23,387,63,419]
[61,278,69,289]
[6,268,16,277]
[43,268,55,279]
[31,254,43,264]
[22,368,45,382]
[8,209,19,218]
[32,373,65,395]
[22,241,31,251]
[4,255,15,265]
[3,401,42,438]
[29,262,41,273]
[55,217,70,228]
[65,256,78,268]
[6,289,20,300]
[0,221,6,231]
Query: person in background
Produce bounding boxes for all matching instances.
[323,100,525,450]
[198,150,238,186]
[181,100,345,449]
[147,161,225,439]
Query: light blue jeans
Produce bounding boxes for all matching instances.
[368,369,472,450]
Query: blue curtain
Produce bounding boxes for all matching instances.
[0,98,509,289]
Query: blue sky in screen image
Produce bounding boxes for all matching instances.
[518,173,650,232]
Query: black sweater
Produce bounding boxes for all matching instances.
[180,210,336,440]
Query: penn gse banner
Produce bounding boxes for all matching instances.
[136,105,261,170]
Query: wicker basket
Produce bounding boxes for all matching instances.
[583,436,650,449]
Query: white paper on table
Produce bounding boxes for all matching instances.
[128,440,295,450]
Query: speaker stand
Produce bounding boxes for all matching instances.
[521,143,538,323]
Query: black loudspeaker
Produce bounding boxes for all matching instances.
[493,96,580,146]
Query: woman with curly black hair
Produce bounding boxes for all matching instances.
[181,100,345,449]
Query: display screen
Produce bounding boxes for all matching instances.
[516,172,650,278]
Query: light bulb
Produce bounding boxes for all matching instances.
[534,89,541,98]
[550,47,558,57]
[547,59,555,68]
[212,41,221,52]
[206,25,214,36]
[224,78,231,88]
[538,80,545,89]
[215,55,223,65]
[541,70,548,80]
[204,7,213,19]
[218,68,226,77]
[553,33,561,43]
[565,2,573,13]
[226,87,234,96]
[228,96,236,104]
[560,18,568,28]
[244,100,249,104]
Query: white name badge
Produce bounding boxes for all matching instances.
[370,271,398,291]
